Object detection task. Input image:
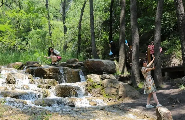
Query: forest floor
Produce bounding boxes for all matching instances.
[0,81,184,120]
[123,81,185,120]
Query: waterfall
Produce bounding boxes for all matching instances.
[59,67,66,83]
[0,65,107,113]
[79,70,86,82]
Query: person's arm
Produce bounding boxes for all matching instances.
[146,67,155,72]
[147,56,155,67]
[44,56,51,59]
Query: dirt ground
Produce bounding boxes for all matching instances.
[122,81,185,120]
[0,81,184,120]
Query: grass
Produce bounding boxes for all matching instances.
[0,49,84,66]
[0,103,69,120]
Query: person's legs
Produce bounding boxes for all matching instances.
[146,93,154,108]
[152,92,160,105]
[147,93,152,105]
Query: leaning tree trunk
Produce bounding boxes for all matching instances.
[174,0,185,75]
[89,0,99,59]
[154,0,164,87]
[130,0,140,87]
[46,0,52,45]
[118,0,127,74]
[77,0,87,58]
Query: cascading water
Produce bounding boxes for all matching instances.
[0,65,107,113]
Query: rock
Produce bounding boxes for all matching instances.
[55,85,80,97]
[33,79,58,86]
[66,58,79,64]
[26,67,82,83]
[25,61,40,67]
[102,79,119,88]
[84,59,116,74]
[66,63,81,69]
[104,87,118,95]
[7,62,24,69]
[34,98,65,107]
[0,90,39,99]
[156,107,173,120]
[89,101,97,106]
[118,82,140,99]
[6,73,16,84]
[101,74,116,80]
[87,74,101,83]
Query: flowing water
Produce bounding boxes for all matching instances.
[0,65,106,113]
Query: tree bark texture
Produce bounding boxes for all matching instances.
[130,0,140,87]
[154,0,164,87]
[109,0,114,43]
[118,0,127,74]
[89,0,99,59]
[46,0,52,45]
[62,0,67,34]
[77,0,87,58]
[174,0,185,75]
[61,0,68,53]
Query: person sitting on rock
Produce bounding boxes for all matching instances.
[45,47,62,65]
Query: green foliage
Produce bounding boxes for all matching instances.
[179,84,185,90]
[161,37,182,59]
[0,0,182,65]
[138,82,144,89]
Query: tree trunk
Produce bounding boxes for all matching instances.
[61,0,68,53]
[118,0,127,74]
[154,0,164,87]
[89,0,99,59]
[174,0,185,75]
[77,0,87,58]
[130,0,140,87]
[45,0,52,45]
[109,0,114,43]
[62,0,67,34]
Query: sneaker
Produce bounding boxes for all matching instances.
[156,104,162,107]
[146,104,154,108]
[51,63,57,66]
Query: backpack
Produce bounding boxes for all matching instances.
[54,49,60,56]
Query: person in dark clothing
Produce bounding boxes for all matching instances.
[109,41,117,57]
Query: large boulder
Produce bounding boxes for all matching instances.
[84,59,116,74]
[118,82,140,99]
[25,67,82,83]
[86,74,140,99]
[102,79,141,99]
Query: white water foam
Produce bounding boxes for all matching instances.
[0,66,107,113]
